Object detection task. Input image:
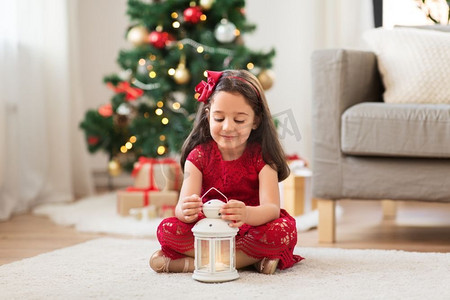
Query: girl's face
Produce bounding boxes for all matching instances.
[208,91,258,160]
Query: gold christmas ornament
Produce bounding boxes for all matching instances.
[127,26,149,46]
[174,65,190,84]
[258,69,275,90]
[173,55,191,84]
[108,159,122,176]
[200,0,214,10]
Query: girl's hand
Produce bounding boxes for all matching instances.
[220,200,247,228]
[180,194,203,223]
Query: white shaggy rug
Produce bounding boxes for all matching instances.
[33,192,341,237]
[1,238,449,300]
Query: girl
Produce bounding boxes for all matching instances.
[150,69,303,274]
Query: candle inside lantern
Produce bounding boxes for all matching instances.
[198,239,231,271]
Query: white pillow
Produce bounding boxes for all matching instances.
[363,28,450,104]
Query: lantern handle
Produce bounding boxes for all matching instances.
[200,187,228,202]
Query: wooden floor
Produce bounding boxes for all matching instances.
[0,199,449,265]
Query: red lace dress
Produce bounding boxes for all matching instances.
[156,140,303,270]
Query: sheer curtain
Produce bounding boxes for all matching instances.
[0,0,94,220]
[320,0,374,48]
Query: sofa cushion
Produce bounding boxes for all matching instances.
[363,27,450,104]
[341,102,450,158]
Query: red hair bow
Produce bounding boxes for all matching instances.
[195,71,223,103]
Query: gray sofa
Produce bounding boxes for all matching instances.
[311,49,450,242]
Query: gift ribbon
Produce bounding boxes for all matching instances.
[132,157,181,191]
[129,156,182,206]
[132,157,158,191]
[125,186,154,206]
[158,158,181,190]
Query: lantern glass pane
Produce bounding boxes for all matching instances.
[198,239,211,271]
[215,239,231,272]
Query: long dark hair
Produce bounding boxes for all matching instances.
[180,69,290,181]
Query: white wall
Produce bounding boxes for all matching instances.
[245,0,319,163]
[78,0,129,171]
[246,0,373,163]
[78,0,372,172]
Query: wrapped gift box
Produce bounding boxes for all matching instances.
[132,157,182,191]
[282,161,315,216]
[117,189,178,216]
[129,205,159,220]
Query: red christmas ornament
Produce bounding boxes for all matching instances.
[148,31,172,49]
[98,103,113,117]
[183,6,203,24]
[87,136,100,146]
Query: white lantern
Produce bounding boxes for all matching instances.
[192,198,239,282]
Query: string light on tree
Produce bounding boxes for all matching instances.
[172,102,181,110]
[157,145,166,155]
[197,46,204,53]
[172,21,181,29]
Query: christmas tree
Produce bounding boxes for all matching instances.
[80,0,275,175]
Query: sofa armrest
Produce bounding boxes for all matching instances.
[311,49,382,114]
[311,49,383,199]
